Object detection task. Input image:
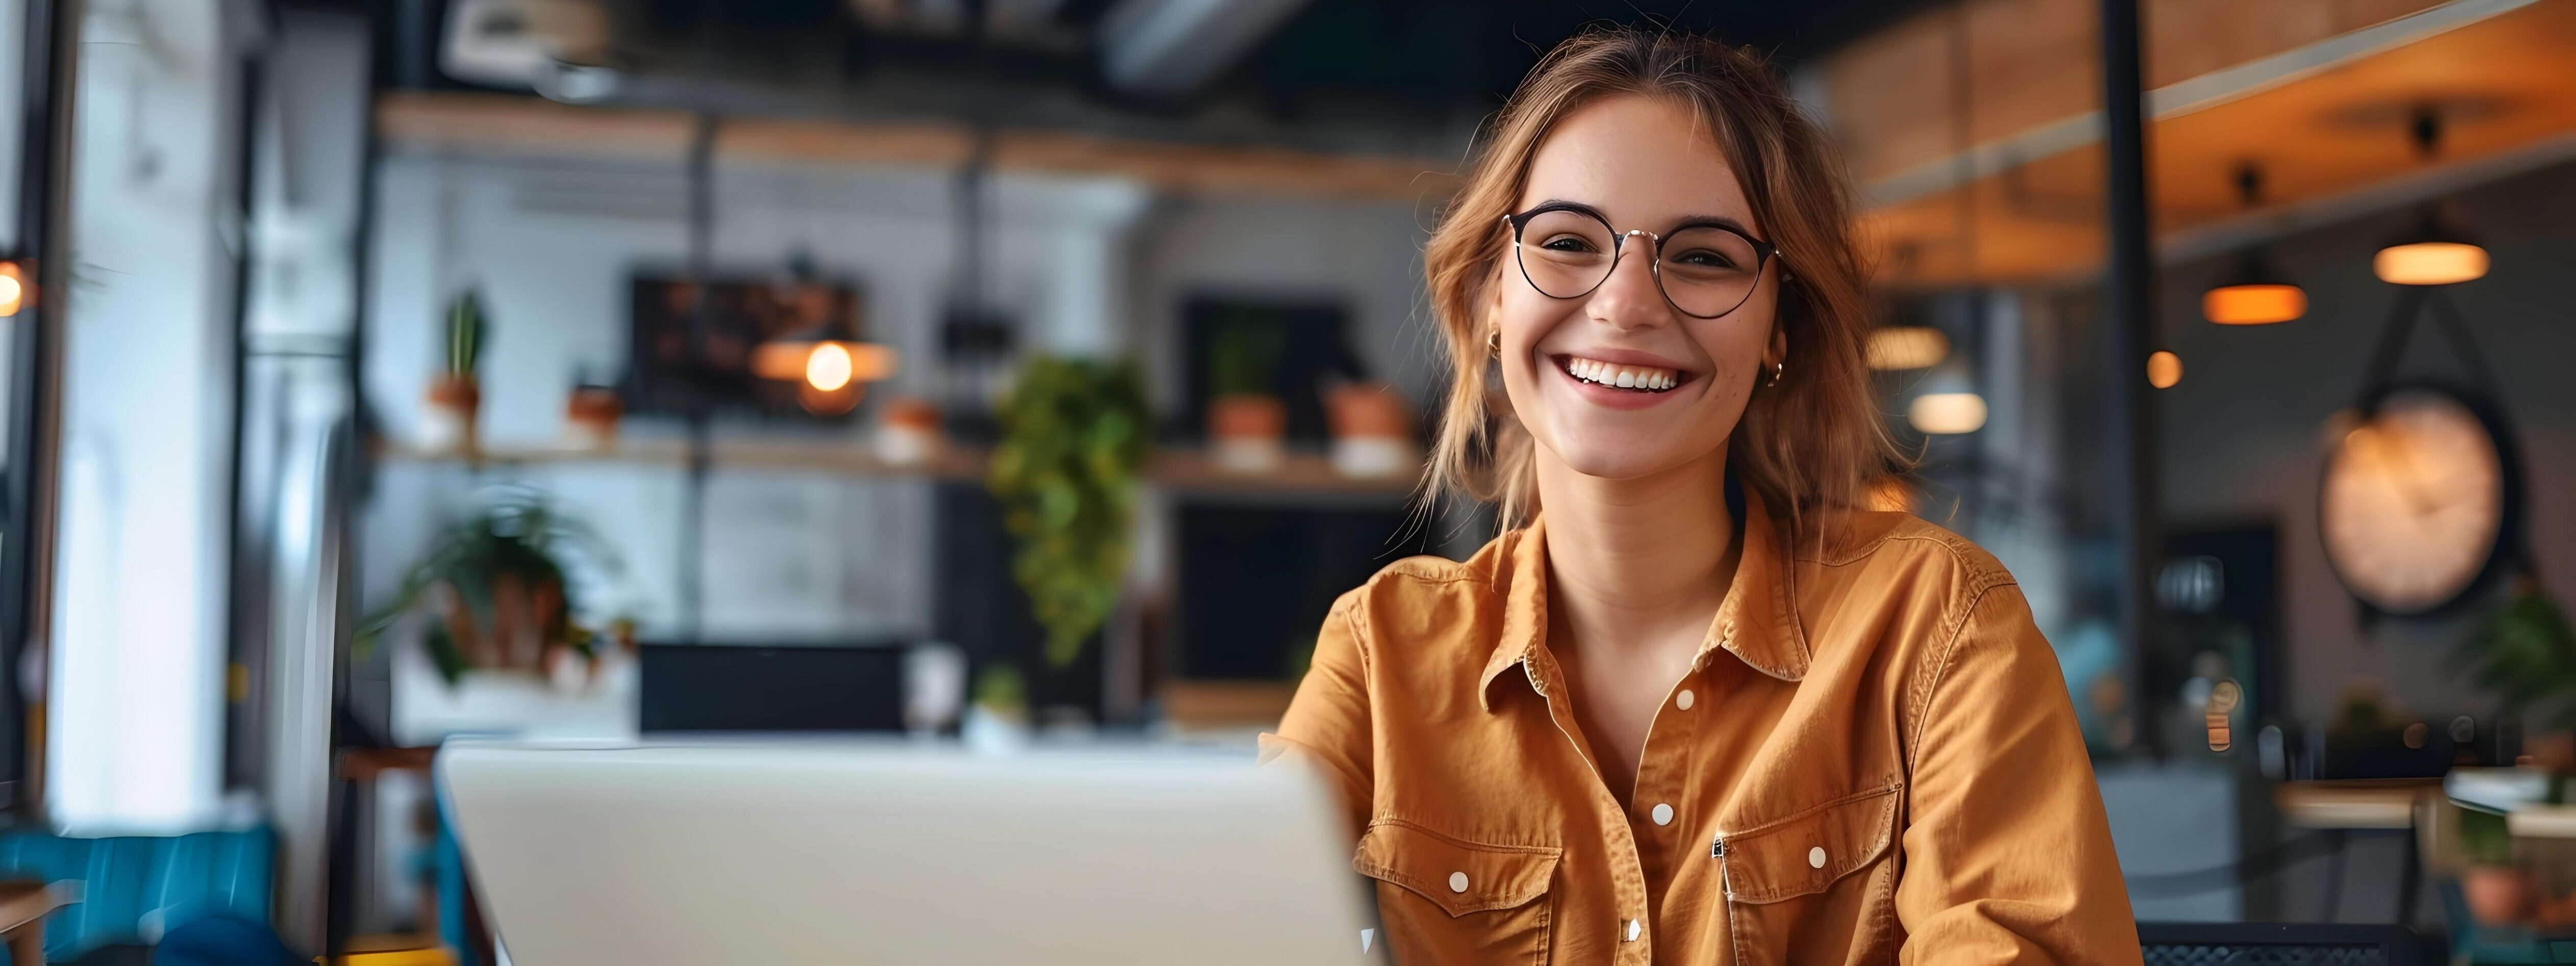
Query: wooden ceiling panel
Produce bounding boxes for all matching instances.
[1863,0,2576,288]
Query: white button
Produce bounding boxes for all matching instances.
[1624,919,1642,942]
[1675,689,1695,710]
[1448,871,1469,893]
[1808,846,1827,869]
[1651,803,1674,826]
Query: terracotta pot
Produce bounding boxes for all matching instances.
[1208,394,1286,473]
[1326,384,1407,437]
[1325,383,1415,478]
[875,397,945,467]
[564,386,622,451]
[421,374,481,455]
[2465,864,2536,927]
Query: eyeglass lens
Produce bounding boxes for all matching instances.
[1515,209,1765,318]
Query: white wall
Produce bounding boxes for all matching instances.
[45,0,241,834]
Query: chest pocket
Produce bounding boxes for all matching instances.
[1718,783,1902,964]
[1354,821,1559,966]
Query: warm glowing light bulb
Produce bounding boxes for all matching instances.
[1866,327,1949,370]
[806,342,854,391]
[2373,241,2489,286]
[0,264,21,317]
[2147,351,2183,389]
[2201,284,2305,325]
[1908,392,1987,434]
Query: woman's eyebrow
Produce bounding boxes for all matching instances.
[1526,199,1608,220]
[1669,213,1757,236]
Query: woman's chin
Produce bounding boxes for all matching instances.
[1542,436,1717,483]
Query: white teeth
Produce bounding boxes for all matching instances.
[1563,356,1679,391]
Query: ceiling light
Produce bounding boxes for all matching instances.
[2204,164,2305,325]
[0,262,22,317]
[1909,393,1987,434]
[2373,109,2489,286]
[2374,236,2488,286]
[1866,326,1949,370]
[2148,351,2183,389]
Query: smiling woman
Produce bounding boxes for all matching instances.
[1262,26,2140,966]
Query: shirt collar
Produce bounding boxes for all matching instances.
[1477,482,1810,711]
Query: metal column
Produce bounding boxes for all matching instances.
[2098,0,2166,755]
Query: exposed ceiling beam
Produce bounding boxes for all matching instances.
[373,91,1453,201]
[1097,0,1312,98]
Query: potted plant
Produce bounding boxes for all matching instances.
[985,356,1150,669]
[1205,319,1286,473]
[422,289,488,455]
[358,487,636,744]
[2456,573,2576,734]
[2460,806,2534,926]
[1325,381,1416,479]
[963,664,1031,753]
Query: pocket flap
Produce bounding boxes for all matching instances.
[1720,783,1900,904]
[1353,821,1560,917]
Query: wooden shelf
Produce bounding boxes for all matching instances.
[1147,451,1420,501]
[372,437,986,482]
[375,437,1425,501]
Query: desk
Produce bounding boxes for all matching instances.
[2275,779,2441,925]
[0,881,68,965]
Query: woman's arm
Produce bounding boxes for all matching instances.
[1895,583,2142,965]
[1260,590,1375,837]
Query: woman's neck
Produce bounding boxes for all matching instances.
[1532,446,1739,658]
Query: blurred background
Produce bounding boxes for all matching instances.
[3,0,2575,962]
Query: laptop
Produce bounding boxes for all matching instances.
[438,740,1379,965]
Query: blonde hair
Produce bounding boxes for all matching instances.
[1423,26,1898,531]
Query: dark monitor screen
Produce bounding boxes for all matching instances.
[638,643,906,733]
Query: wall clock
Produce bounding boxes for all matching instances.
[2319,381,2522,616]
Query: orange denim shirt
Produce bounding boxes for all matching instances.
[1262,487,2140,965]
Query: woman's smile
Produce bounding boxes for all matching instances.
[1548,350,1701,409]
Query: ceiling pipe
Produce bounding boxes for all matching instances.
[1097,0,1312,98]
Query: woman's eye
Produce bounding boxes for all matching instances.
[1671,249,1740,269]
[1539,236,1596,253]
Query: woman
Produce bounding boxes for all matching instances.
[1261,27,2139,965]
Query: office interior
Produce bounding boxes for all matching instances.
[1,0,2573,961]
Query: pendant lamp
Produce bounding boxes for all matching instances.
[2202,164,2306,325]
[2373,110,2489,286]
[1907,361,1987,435]
[751,253,898,412]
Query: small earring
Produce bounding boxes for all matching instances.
[1488,329,1502,357]
[1766,360,1784,388]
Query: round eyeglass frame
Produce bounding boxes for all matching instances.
[1501,206,1782,320]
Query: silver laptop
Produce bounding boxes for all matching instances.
[439,740,1379,965]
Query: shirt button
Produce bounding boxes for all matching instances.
[1448,871,1469,893]
[1809,846,1827,869]
[1651,803,1674,826]
[1624,918,1642,942]
[1675,688,1695,710]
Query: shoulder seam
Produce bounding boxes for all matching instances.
[1799,530,2004,582]
[1902,578,2019,773]
[1330,591,1375,671]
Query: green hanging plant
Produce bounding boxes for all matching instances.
[2453,573,2576,730]
[355,486,624,685]
[986,356,1150,667]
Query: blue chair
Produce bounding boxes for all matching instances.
[0,828,275,962]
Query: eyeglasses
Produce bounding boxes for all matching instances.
[1502,203,1780,319]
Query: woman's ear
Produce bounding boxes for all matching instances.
[1766,326,1789,370]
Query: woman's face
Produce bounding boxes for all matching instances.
[1493,93,1784,483]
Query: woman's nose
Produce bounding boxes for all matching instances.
[1588,231,1670,330]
